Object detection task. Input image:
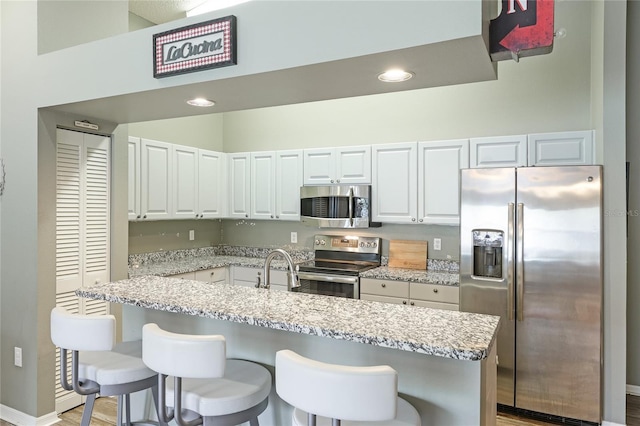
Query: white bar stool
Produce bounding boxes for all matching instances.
[275,349,421,426]
[141,323,272,426]
[50,307,165,426]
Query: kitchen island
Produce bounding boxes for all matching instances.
[78,276,499,426]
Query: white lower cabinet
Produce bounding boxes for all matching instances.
[231,266,289,290]
[170,267,228,284]
[360,278,458,311]
[409,282,459,311]
[170,271,196,280]
[195,267,228,284]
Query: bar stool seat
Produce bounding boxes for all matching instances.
[276,349,421,426]
[79,340,157,386]
[50,307,164,426]
[142,323,271,426]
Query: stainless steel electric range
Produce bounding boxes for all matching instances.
[293,234,381,299]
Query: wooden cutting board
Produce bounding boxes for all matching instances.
[388,240,428,270]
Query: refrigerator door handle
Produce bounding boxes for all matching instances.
[507,202,515,321]
[516,202,525,322]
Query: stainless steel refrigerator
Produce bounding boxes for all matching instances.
[459,166,602,423]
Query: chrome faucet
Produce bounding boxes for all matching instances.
[261,249,300,290]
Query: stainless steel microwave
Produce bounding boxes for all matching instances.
[300,185,380,228]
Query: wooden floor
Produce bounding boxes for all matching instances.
[1,395,639,425]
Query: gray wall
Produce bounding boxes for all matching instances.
[128,115,224,151]
[38,0,128,54]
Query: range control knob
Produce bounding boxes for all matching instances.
[315,239,321,246]
[320,240,326,245]
[372,242,378,248]
[360,242,365,247]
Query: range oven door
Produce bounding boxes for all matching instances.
[294,272,359,299]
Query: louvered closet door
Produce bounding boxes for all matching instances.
[55,129,111,413]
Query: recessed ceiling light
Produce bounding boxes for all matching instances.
[378,69,414,83]
[187,98,215,107]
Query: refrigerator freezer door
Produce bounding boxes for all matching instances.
[515,166,602,422]
[460,167,516,406]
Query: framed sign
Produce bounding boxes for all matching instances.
[153,15,236,78]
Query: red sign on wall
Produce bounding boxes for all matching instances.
[490,0,554,62]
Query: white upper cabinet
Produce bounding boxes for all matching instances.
[198,149,226,218]
[372,140,469,225]
[250,150,303,221]
[470,135,527,168]
[372,142,418,223]
[228,153,251,219]
[127,137,141,220]
[140,138,172,220]
[469,131,595,168]
[172,144,199,219]
[250,151,276,220]
[528,130,594,166]
[303,145,371,185]
[418,139,469,225]
[275,150,303,221]
[130,139,226,221]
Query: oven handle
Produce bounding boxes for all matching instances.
[297,272,359,285]
[348,187,354,227]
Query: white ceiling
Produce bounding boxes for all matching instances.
[129,0,204,24]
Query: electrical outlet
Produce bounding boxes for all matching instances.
[14,347,22,367]
[433,238,442,251]
[291,232,298,244]
[189,230,195,241]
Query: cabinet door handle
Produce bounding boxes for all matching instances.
[143,215,147,219]
[402,300,407,305]
[410,301,415,306]
[411,218,416,222]
[276,215,279,219]
[245,214,248,218]
[336,179,340,183]
[419,219,423,223]
[136,215,141,219]
[433,288,438,293]
[381,283,386,288]
[270,215,274,219]
[330,179,334,183]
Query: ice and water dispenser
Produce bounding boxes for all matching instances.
[472,230,503,279]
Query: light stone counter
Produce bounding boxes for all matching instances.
[79,276,496,361]
[360,266,460,286]
[78,276,498,426]
[128,255,292,278]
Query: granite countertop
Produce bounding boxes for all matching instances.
[129,255,293,278]
[360,266,459,286]
[78,276,499,361]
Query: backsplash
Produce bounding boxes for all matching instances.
[129,245,458,272]
[128,245,314,267]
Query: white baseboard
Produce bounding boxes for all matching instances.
[602,422,626,426]
[0,405,60,426]
[628,384,640,396]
